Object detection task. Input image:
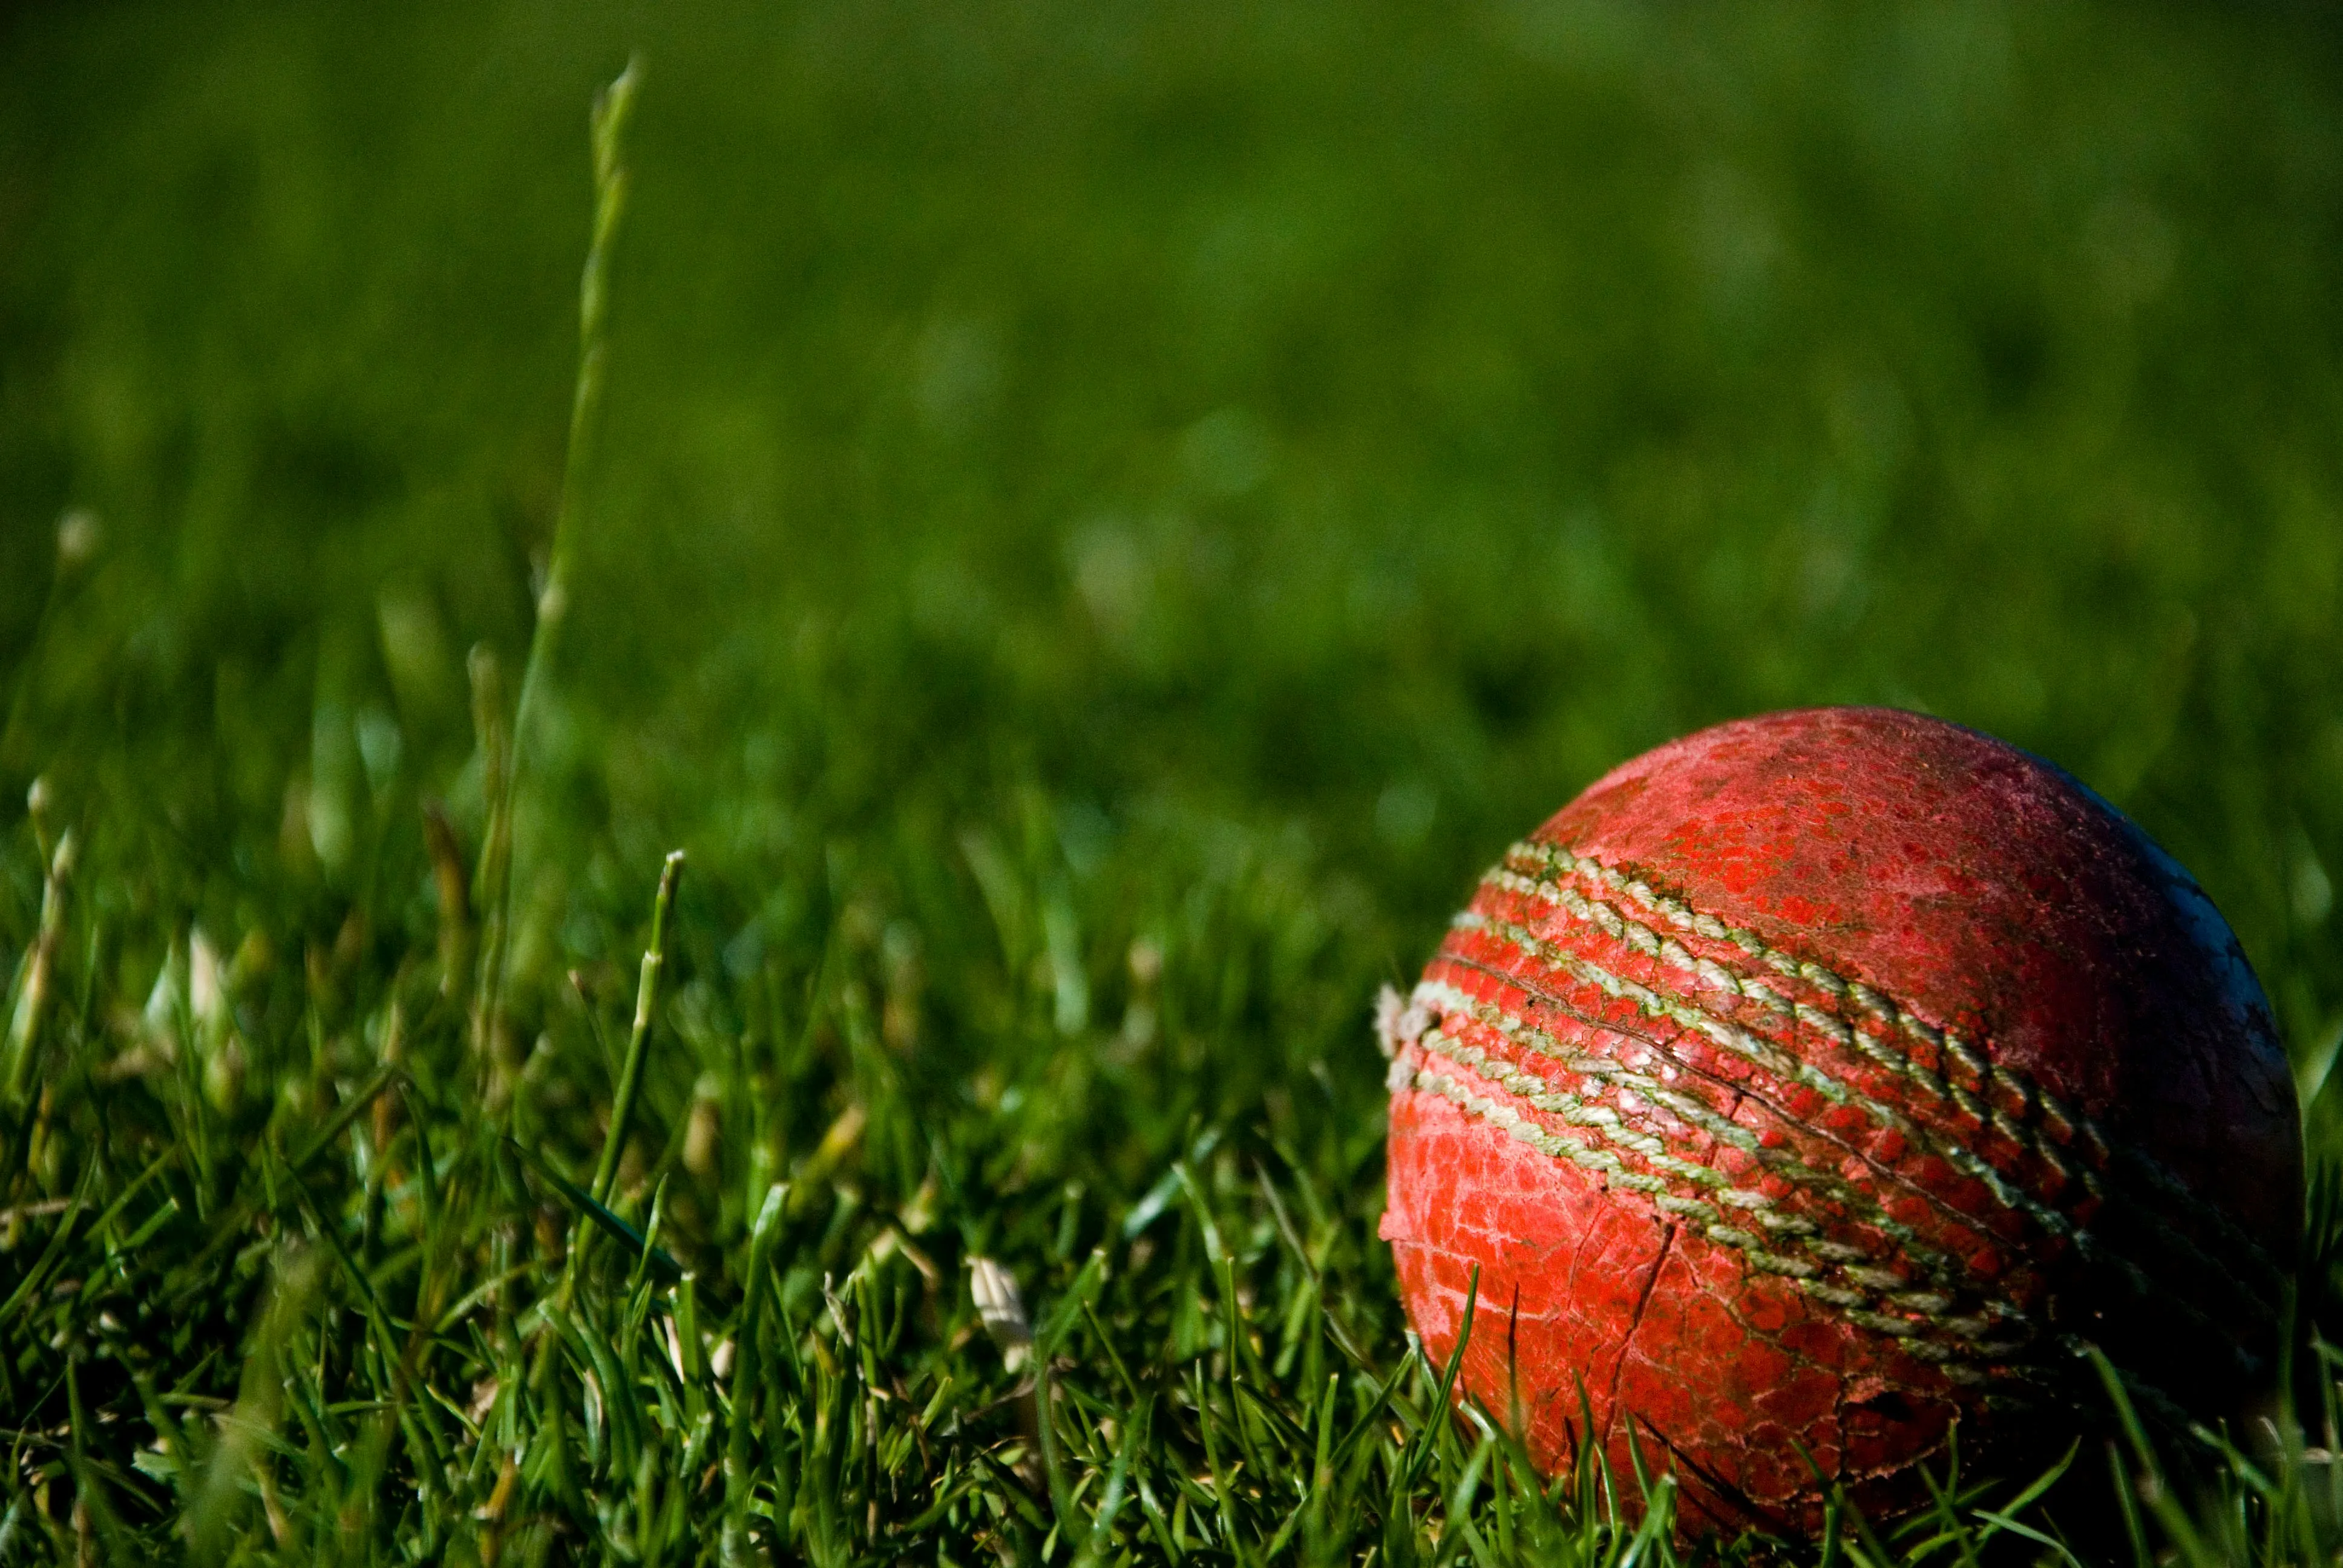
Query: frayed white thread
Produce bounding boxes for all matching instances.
[1372,984,1431,1060]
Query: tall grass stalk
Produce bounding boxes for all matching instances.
[476,56,642,1057]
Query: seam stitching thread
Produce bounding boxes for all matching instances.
[1499,829,2287,1284]
[1493,840,2282,1294]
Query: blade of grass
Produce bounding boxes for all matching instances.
[565,847,683,1293]
[479,54,642,1059]
[2091,1347,2210,1567]
[508,1137,685,1290]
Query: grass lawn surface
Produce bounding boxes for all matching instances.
[2,1,2343,1561]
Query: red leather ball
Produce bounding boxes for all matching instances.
[1378,707,2300,1535]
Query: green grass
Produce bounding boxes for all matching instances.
[3,0,2343,1561]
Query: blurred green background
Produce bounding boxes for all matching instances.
[2,0,2339,1099]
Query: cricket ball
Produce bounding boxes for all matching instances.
[1378,707,2300,1535]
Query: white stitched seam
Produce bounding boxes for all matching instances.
[1407,1024,2040,1342]
[1487,845,2284,1304]
[1461,909,2220,1298]
[1397,1053,2008,1371]
[1504,841,2275,1265]
[1396,1036,2249,1393]
[1410,975,1979,1290]
[1447,885,2276,1357]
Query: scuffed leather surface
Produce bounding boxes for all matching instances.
[1383,707,2301,1535]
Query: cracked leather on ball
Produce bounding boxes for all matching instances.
[1378,707,2301,1535]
